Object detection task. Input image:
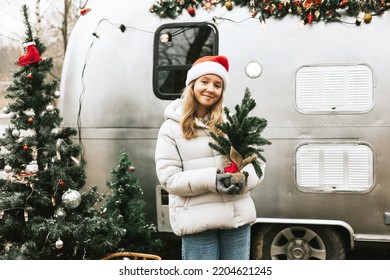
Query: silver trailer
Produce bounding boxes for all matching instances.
[60,0,390,259]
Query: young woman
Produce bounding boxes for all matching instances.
[155,55,265,260]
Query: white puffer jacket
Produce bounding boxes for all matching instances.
[155,99,265,236]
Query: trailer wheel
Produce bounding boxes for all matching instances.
[251,224,346,260]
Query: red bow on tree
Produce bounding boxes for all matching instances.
[224,162,239,173]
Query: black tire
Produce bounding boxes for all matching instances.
[251,224,346,260]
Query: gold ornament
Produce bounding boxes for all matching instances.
[225,1,233,10]
[364,13,372,23]
[270,4,276,13]
[250,8,257,17]
[303,0,313,10]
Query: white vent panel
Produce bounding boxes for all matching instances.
[296,64,373,113]
[296,144,373,192]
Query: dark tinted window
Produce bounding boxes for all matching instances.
[153,22,219,99]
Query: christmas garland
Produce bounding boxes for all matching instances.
[150,0,390,24]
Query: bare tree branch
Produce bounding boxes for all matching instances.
[35,0,41,36]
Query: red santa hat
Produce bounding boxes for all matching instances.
[185,55,229,91]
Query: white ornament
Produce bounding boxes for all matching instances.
[54,207,66,218]
[46,104,54,112]
[4,164,12,173]
[2,106,9,114]
[51,127,62,134]
[55,239,64,249]
[12,129,20,137]
[54,90,61,98]
[26,161,38,173]
[62,189,81,209]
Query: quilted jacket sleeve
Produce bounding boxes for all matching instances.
[155,121,219,197]
[240,159,266,194]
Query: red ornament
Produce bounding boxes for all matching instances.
[339,0,347,7]
[23,145,29,151]
[59,180,65,186]
[26,73,32,79]
[187,6,195,16]
[80,7,91,16]
[294,0,301,6]
[307,13,313,24]
[18,42,42,67]
[28,117,33,123]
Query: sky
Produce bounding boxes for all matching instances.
[0,0,54,45]
[0,0,37,45]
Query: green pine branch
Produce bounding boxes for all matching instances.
[209,87,271,178]
[21,5,33,42]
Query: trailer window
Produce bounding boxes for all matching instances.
[295,143,374,192]
[153,23,219,99]
[295,64,374,114]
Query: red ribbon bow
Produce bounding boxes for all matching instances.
[224,162,239,173]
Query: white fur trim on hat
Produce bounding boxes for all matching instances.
[185,61,229,91]
[23,42,36,47]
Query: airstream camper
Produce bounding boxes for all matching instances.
[59,0,390,259]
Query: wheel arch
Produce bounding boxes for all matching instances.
[251,217,355,249]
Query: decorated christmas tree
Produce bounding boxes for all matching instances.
[102,151,163,255]
[209,87,271,179]
[0,5,125,260]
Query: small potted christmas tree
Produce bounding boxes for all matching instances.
[209,87,271,191]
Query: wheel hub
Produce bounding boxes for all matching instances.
[286,239,311,260]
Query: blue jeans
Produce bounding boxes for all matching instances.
[181,224,251,260]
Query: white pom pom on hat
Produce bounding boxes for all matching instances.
[185,55,229,91]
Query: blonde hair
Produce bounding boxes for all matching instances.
[181,81,224,139]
